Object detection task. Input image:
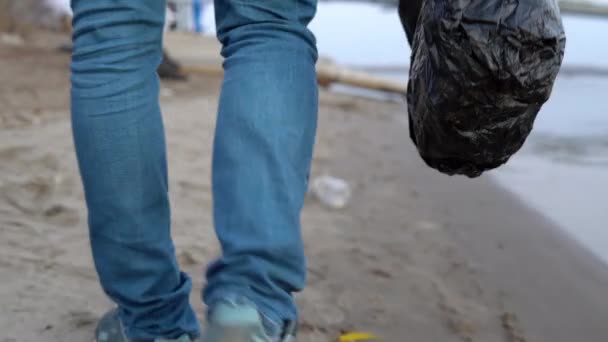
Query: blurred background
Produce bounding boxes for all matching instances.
[200,0,608,264]
[1,0,608,341]
[31,0,608,264]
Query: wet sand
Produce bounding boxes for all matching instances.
[1,32,608,342]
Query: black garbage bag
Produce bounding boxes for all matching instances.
[399,0,566,177]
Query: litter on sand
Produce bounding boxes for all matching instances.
[310,175,352,209]
[339,332,379,341]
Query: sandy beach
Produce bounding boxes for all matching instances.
[1,30,608,342]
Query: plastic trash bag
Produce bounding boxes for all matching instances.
[399,0,566,177]
[398,0,424,45]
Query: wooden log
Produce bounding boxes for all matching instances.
[181,61,408,95]
[316,62,407,95]
[559,0,608,17]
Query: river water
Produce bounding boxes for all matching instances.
[309,2,608,265]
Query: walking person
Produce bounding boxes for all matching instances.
[192,0,204,33]
[70,0,318,341]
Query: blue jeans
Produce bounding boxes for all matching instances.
[70,0,318,340]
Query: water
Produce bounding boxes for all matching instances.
[309,2,608,264]
[200,2,608,263]
[491,77,608,263]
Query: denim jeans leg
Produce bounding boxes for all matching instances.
[70,0,199,339]
[203,0,319,331]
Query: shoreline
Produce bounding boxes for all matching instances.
[492,153,608,267]
[313,90,608,341]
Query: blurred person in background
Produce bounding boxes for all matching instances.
[192,0,204,33]
[48,0,186,80]
[166,2,178,31]
[70,0,318,341]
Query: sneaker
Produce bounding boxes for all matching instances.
[95,308,199,342]
[200,302,296,342]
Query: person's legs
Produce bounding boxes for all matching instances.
[70,0,199,340]
[203,0,319,337]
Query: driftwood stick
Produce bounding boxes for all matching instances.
[559,0,608,17]
[316,62,407,95]
[181,61,407,95]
